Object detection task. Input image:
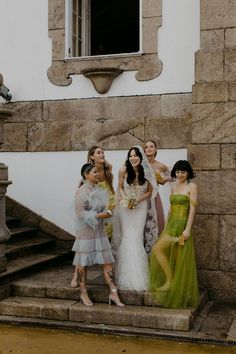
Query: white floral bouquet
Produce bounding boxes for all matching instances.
[120,191,137,209]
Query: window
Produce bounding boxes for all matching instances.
[48,0,162,91]
[67,0,140,57]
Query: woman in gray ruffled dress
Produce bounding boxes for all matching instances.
[71,163,124,307]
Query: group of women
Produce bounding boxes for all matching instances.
[71,142,200,309]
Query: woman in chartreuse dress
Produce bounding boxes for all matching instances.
[149,160,199,308]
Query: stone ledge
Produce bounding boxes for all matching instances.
[69,302,193,331]
[0,296,76,321]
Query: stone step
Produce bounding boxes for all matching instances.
[6,215,21,229]
[6,235,55,260]
[10,265,150,305]
[8,226,38,243]
[11,270,208,311]
[0,250,71,284]
[0,296,193,331]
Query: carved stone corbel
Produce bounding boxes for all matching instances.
[81,68,123,94]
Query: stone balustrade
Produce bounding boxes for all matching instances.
[0,78,13,272]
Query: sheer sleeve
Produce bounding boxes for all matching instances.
[74,187,98,230]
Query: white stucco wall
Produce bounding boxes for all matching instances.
[0,0,200,102]
[0,1,194,232]
[0,149,187,234]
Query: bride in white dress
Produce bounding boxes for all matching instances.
[115,146,157,291]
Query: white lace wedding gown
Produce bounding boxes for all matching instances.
[116,181,149,291]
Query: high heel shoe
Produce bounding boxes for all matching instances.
[80,289,93,307]
[108,289,125,307]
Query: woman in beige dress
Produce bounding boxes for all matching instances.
[143,140,171,253]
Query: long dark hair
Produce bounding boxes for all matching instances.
[171,160,195,180]
[79,163,95,187]
[87,145,114,193]
[126,147,146,185]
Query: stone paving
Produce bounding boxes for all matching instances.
[0,262,235,343]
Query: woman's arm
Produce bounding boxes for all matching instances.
[75,187,110,225]
[182,183,198,240]
[118,165,126,198]
[136,182,153,205]
[155,161,171,185]
[75,188,98,228]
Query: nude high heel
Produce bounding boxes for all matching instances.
[80,289,93,307]
[108,289,125,307]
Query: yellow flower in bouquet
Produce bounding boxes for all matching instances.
[121,192,137,209]
[178,234,185,246]
[155,172,165,185]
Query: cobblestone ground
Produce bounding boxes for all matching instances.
[0,324,236,354]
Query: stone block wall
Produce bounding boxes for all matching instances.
[191,0,236,301]
[0,93,192,151]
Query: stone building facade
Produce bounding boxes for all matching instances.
[0,0,235,301]
[190,0,236,301]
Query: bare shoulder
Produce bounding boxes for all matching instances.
[119,164,126,174]
[188,181,197,192]
[106,162,113,172]
[171,181,178,193]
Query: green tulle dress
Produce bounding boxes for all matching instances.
[149,194,199,308]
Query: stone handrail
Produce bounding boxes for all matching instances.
[0,100,13,272]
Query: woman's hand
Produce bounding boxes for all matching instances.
[96,212,111,219]
[182,229,190,240]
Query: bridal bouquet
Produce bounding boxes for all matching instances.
[155,172,165,184]
[121,191,137,209]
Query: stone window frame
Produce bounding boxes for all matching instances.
[48,0,163,93]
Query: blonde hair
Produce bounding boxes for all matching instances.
[87,146,114,194]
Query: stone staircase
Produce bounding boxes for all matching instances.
[0,213,208,334]
[0,261,208,333]
[0,215,72,298]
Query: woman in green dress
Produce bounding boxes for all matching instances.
[149,160,199,308]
